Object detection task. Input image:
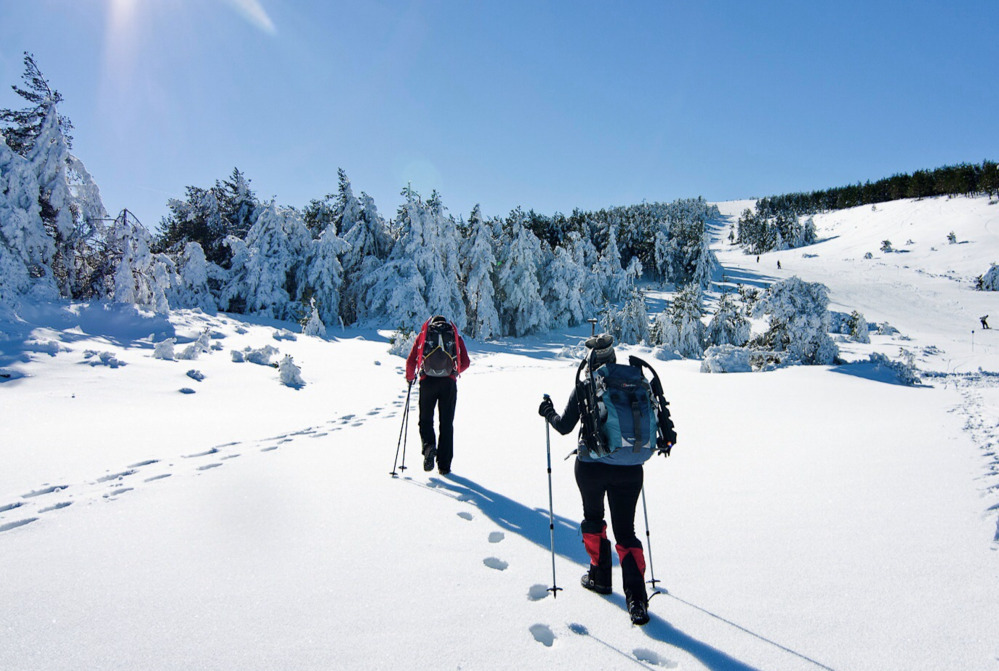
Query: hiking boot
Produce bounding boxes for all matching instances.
[626,592,650,626]
[422,445,436,472]
[580,565,612,595]
[438,466,451,476]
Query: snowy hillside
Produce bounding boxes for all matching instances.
[2,196,998,670]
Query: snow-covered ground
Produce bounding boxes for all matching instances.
[2,196,998,670]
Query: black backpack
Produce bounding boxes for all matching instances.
[575,353,677,460]
[421,319,457,377]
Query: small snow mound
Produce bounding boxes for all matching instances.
[700,345,752,373]
[232,345,279,366]
[186,369,205,382]
[177,331,211,360]
[153,338,175,360]
[273,328,297,341]
[279,355,305,389]
[83,350,125,368]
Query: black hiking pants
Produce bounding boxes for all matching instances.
[574,459,644,548]
[418,376,457,471]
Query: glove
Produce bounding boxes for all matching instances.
[538,397,555,421]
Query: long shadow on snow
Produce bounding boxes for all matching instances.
[428,474,771,671]
[830,361,931,387]
[0,301,176,376]
[426,473,581,564]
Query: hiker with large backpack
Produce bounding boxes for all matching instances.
[405,315,471,475]
[538,333,677,625]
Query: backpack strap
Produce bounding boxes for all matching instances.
[627,355,678,455]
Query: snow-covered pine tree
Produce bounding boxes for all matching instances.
[341,191,393,323]
[0,53,73,156]
[652,283,705,358]
[705,291,751,347]
[977,264,999,291]
[543,243,588,329]
[27,104,108,298]
[602,291,650,345]
[752,276,838,365]
[566,231,603,318]
[170,241,218,313]
[0,135,57,304]
[496,210,550,337]
[461,205,501,339]
[597,223,629,305]
[220,168,257,241]
[109,210,173,313]
[420,191,466,330]
[225,201,311,319]
[361,187,430,330]
[297,216,349,328]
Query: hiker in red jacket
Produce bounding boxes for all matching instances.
[405,316,470,475]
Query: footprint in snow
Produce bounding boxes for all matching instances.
[184,448,219,459]
[0,518,38,533]
[197,463,222,471]
[527,584,551,601]
[529,623,555,647]
[38,501,72,513]
[488,531,504,543]
[483,557,508,571]
[96,469,136,483]
[144,474,171,482]
[633,648,679,668]
[128,459,159,468]
[22,485,68,498]
[457,511,474,521]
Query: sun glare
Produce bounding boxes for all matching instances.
[222,0,278,35]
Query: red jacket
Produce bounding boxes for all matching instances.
[406,319,470,382]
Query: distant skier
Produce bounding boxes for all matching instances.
[405,316,470,475]
[981,315,990,329]
[777,260,782,270]
[538,334,676,626]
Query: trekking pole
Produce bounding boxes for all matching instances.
[543,394,562,598]
[640,486,662,593]
[391,381,413,477]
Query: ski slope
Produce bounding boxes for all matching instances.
[1,196,998,670]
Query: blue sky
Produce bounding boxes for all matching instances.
[2,0,997,229]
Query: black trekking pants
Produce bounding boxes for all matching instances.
[574,459,644,548]
[418,376,457,470]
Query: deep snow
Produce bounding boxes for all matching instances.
[1,196,998,670]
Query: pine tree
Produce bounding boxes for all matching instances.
[751,276,838,365]
[543,243,587,329]
[0,52,73,156]
[597,224,629,304]
[224,201,310,319]
[28,105,108,298]
[297,219,349,327]
[705,292,750,347]
[340,191,392,323]
[496,212,550,336]
[361,187,429,330]
[170,241,218,313]
[652,283,705,358]
[461,205,501,339]
[0,135,57,303]
[421,191,465,330]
